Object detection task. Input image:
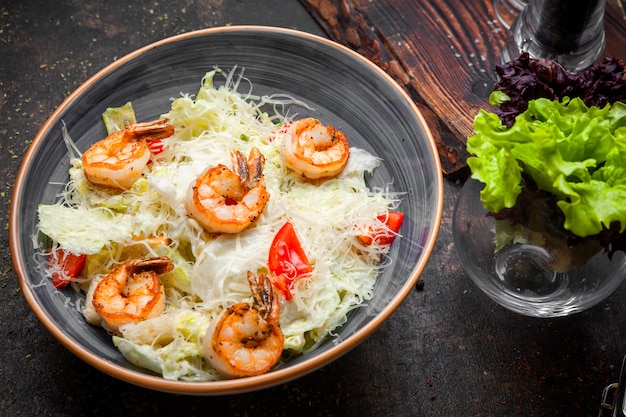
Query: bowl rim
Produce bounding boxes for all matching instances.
[9,25,444,395]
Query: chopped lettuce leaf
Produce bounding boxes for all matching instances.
[115,311,214,381]
[102,102,136,134]
[489,90,510,106]
[37,204,134,254]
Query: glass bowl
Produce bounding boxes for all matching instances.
[453,179,626,317]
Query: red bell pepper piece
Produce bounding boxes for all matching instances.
[268,221,312,300]
[48,248,86,288]
[147,139,165,155]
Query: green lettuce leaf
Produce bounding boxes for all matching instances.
[102,101,136,134]
[467,97,626,237]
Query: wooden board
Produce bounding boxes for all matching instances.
[300,0,626,178]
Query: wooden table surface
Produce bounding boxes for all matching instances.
[2,1,626,416]
[302,0,626,178]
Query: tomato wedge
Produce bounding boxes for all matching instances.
[357,212,405,246]
[268,221,312,300]
[47,249,86,288]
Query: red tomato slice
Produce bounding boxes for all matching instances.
[268,222,312,300]
[357,211,405,246]
[48,249,86,288]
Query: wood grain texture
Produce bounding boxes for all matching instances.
[301,0,626,178]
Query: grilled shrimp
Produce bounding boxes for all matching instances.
[204,272,284,378]
[281,117,350,180]
[82,118,174,190]
[185,147,270,234]
[91,256,173,333]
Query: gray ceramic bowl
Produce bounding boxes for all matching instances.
[10,26,443,394]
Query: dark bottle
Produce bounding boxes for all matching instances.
[503,0,606,71]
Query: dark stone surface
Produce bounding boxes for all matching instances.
[2,1,626,416]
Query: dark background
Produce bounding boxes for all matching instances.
[2,1,626,416]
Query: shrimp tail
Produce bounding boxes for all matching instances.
[230,148,266,188]
[231,149,250,184]
[246,148,265,188]
[247,271,273,321]
[127,256,174,275]
[125,118,175,142]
